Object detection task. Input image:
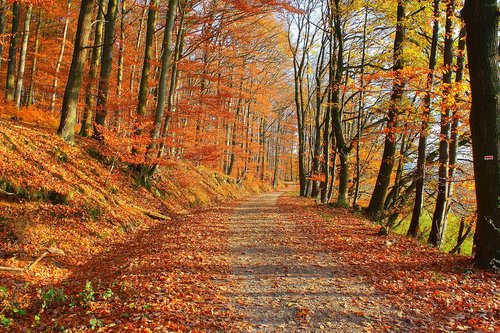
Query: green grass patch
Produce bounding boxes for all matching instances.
[392,211,473,256]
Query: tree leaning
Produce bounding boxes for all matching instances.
[461,0,500,268]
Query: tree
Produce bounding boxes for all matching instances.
[57,0,96,142]
[140,0,179,183]
[367,0,406,217]
[428,0,455,248]
[80,0,107,137]
[461,0,500,268]
[27,11,42,106]
[50,0,71,111]
[408,0,440,237]
[0,0,7,72]
[6,2,20,102]
[94,0,118,139]
[15,4,33,109]
[136,0,159,117]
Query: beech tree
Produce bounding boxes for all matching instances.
[94,0,118,139]
[57,0,95,142]
[366,1,406,217]
[15,4,33,109]
[140,0,179,183]
[462,0,500,268]
[6,2,20,102]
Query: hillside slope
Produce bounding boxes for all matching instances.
[0,118,267,292]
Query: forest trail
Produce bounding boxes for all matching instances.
[227,192,395,332]
[6,190,497,332]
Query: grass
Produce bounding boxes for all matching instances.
[392,211,473,256]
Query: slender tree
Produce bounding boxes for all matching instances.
[137,0,159,117]
[50,0,71,111]
[408,0,440,237]
[429,0,455,247]
[80,0,107,137]
[0,0,7,72]
[27,13,42,106]
[15,4,33,109]
[141,0,179,182]
[6,2,20,101]
[94,0,118,139]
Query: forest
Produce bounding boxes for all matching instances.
[0,0,498,331]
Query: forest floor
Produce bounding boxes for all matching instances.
[3,189,498,332]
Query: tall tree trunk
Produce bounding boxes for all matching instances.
[154,3,186,168]
[136,0,158,117]
[461,0,500,268]
[116,0,126,98]
[447,25,466,197]
[320,86,331,204]
[5,2,20,102]
[129,5,147,95]
[27,13,41,107]
[408,0,440,237]
[367,1,406,217]
[0,0,7,72]
[94,0,118,139]
[141,0,179,182]
[311,32,327,198]
[79,0,106,137]
[353,6,368,207]
[429,0,455,248]
[50,0,71,111]
[14,4,32,109]
[57,0,95,143]
[273,119,281,188]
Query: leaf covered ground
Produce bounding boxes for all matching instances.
[1,189,498,332]
[0,120,497,332]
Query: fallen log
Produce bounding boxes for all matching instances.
[0,266,24,274]
[0,247,65,274]
[130,204,171,221]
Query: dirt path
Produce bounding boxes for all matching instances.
[227,192,394,332]
[9,191,496,332]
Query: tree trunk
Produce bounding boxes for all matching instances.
[311,31,327,198]
[116,0,126,98]
[141,0,179,182]
[447,25,466,208]
[57,0,95,143]
[129,5,147,95]
[79,0,106,137]
[331,0,349,206]
[5,2,20,102]
[367,1,405,217]
[156,4,186,162]
[408,0,440,237]
[14,4,32,109]
[461,0,500,268]
[93,0,118,139]
[429,0,455,248]
[136,0,159,117]
[27,13,41,107]
[0,0,7,72]
[50,0,71,111]
[353,6,368,207]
